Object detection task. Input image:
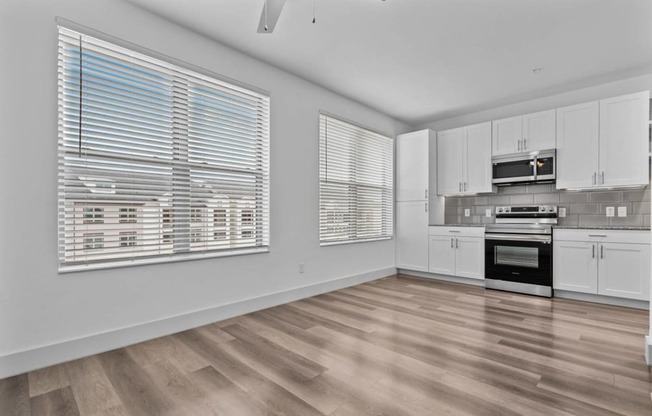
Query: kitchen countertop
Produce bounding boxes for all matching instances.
[430,224,650,230]
[429,224,486,227]
[553,225,650,231]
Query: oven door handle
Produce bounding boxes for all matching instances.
[485,233,552,243]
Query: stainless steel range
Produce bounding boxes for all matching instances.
[484,205,557,297]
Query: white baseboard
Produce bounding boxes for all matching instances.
[397,269,485,287]
[646,336,652,366]
[0,267,395,379]
[554,290,649,310]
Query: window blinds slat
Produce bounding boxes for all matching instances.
[58,27,270,270]
[319,114,393,244]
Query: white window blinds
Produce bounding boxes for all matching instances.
[319,114,393,245]
[58,27,270,271]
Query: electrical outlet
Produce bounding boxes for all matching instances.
[606,207,615,217]
[298,263,305,273]
[559,207,566,218]
[464,209,470,217]
[485,208,492,217]
[618,206,627,217]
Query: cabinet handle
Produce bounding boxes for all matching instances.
[459,182,462,192]
[425,202,428,213]
[601,171,605,185]
[592,244,595,258]
[425,189,428,199]
[523,138,527,150]
[517,140,521,151]
[588,234,607,237]
[455,238,459,249]
[451,238,454,248]
[600,245,604,259]
[463,182,467,192]
[592,172,596,185]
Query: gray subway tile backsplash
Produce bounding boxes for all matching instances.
[443,185,649,227]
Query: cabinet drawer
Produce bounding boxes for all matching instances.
[554,229,649,245]
[429,226,485,238]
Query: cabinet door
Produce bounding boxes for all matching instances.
[396,201,429,271]
[556,102,599,189]
[522,110,556,151]
[428,235,456,275]
[553,241,597,293]
[464,122,493,194]
[492,116,521,156]
[454,237,485,280]
[599,92,649,188]
[397,131,429,201]
[598,243,650,301]
[437,129,464,195]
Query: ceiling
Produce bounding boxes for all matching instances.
[124,0,652,125]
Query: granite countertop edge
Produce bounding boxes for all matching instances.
[429,224,486,227]
[552,225,651,231]
[429,224,650,231]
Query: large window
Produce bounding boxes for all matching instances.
[58,27,270,271]
[319,114,393,245]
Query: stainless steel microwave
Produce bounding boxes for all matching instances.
[492,149,556,185]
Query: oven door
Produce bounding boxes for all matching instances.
[492,158,535,184]
[484,233,552,287]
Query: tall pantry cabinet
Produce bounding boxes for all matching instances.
[396,130,444,271]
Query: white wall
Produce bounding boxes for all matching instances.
[0,0,409,377]
[415,73,652,131]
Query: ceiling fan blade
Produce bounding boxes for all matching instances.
[257,0,287,33]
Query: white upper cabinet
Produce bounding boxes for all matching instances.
[437,122,493,195]
[522,110,556,152]
[557,91,649,190]
[598,92,649,188]
[437,128,465,195]
[492,116,521,155]
[556,101,600,189]
[396,130,431,202]
[464,122,493,194]
[492,110,555,156]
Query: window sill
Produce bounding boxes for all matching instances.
[320,236,392,247]
[58,247,270,274]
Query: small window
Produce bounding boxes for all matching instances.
[83,207,104,224]
[119,208,137,223]
[213,208,227,240]
[119,232,137,247]
[241,209,254,238]
[83,233,104,250]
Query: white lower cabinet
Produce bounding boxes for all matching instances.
[429,227,484,280]
[553,230,650,301]
[396,201,429,271]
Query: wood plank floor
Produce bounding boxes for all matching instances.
[2,274,651,415]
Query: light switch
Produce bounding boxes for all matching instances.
[559,208,566,218]
[618,206,627,217]
[464,209,470,217]
[606,207,615,217]
[485,208,492,217]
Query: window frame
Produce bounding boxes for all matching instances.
[318,112,394,246]
[57,22,271,273]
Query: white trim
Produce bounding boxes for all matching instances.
[0,267,396,379]
[554,290,649,310]
[397,269,486,287]
[645,336,652,366]
[58,247,270,274]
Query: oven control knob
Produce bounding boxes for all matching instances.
[548,207,555,212]
[539,206,545,212]
[497,208,503,213]
[505,207,511,213]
